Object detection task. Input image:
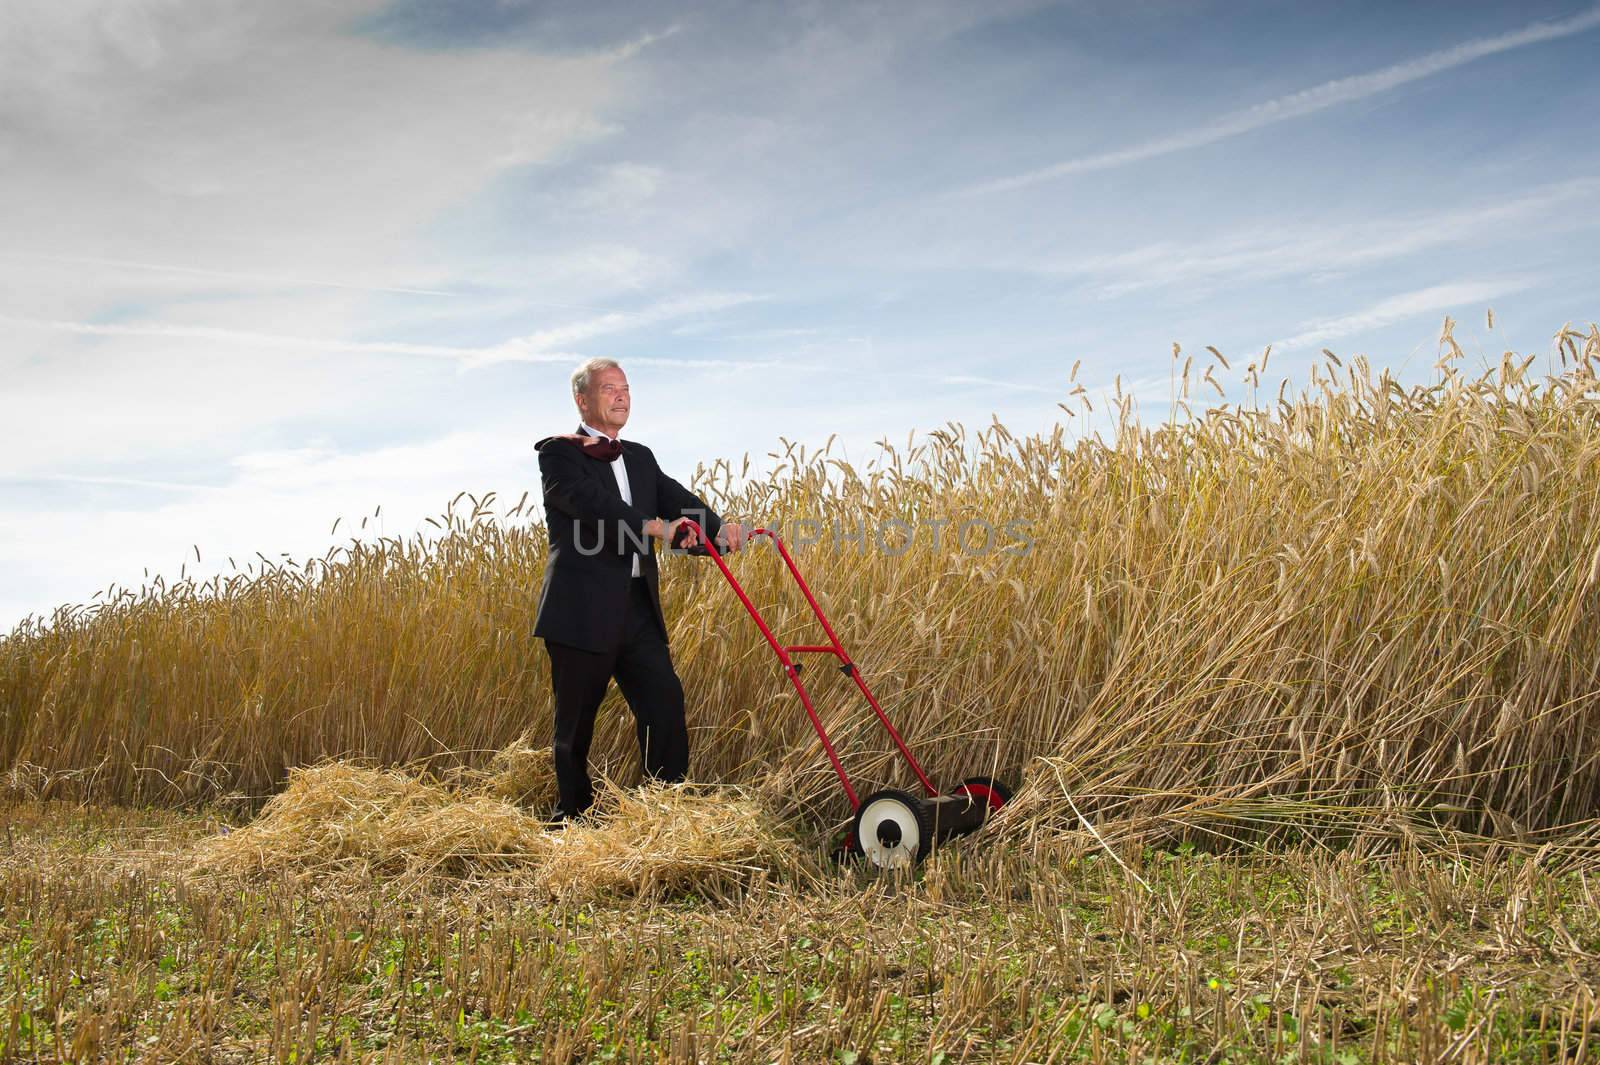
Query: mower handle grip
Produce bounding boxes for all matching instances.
[671,518,774,557]
[670,520,714,556]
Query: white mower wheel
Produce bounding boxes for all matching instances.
[853,789,933,870]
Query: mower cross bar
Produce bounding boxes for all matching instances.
[675,520,937,811]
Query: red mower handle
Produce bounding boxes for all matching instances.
[672,519,936,811]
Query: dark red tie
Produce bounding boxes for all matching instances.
[553,433,622,462]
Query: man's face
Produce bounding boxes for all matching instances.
[578,366,630,434]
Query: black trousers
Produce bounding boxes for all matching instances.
[544,578,688,817]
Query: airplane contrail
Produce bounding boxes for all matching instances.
[960,5,1600,196]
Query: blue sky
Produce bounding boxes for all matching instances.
[3,0,1598,633]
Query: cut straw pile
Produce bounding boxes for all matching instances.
[535,783,800,897]
[191,744,797,898]
[450,733,560,808]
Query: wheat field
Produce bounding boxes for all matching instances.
[4,322,1600,850]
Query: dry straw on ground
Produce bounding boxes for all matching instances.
[191,746,798,898]
[447,731,559,808]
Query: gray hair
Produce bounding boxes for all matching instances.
[571,357,621,396]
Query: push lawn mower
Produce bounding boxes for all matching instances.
[675,520,1012,869]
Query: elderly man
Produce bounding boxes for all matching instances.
[533,357,747,821]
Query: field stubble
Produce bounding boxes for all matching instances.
[1,800,1597,1062]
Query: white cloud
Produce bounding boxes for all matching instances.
[960,5,1600,195]
[570,162,665,213]
[0,337,1099,634]
[1268,279,1534,352]
[0,0,677,481]
[470,291,767,367]
[0,306,774,368]
[0,372,701,631]
[1,472,224,493]
[1027,178,1600,296]
[0,251,456,297]
[0,0,712,423]
[0,1,632,314]
[0,299,782,484]
[925,374,1059,395]
[0,312,498,359]
[0,427,547,633]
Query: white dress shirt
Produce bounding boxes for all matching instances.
[579,423,641,577]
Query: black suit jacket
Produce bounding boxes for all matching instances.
[533,428,722,653]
